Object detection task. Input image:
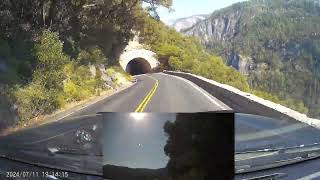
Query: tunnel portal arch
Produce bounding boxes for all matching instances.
[119,49,159,75]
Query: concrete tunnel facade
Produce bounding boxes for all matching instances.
[119,49,160,75]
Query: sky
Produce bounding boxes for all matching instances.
[156,0,247,24]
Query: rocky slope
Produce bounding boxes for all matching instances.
[182,0,320,118]
[170,15,207,32]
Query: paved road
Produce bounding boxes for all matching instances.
[71,72,229,116]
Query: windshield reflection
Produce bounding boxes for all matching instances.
[235,113,320,152]
[0,114,103,177]
[235,113,320,175]
[102,112,234,180]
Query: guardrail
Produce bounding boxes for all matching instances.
[163,70,320,128]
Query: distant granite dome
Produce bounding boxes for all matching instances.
[169,15,208,32]
[178,0,320,118]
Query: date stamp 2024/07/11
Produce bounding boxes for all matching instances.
[5,171,69,179]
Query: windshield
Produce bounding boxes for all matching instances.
[235,113,320,179]
[101,112,234,180]
[235,113,320,152]
[0,112,234,179]
[0,114,103,178]
[1,0,320,179]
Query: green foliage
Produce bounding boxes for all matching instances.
[251,89,309,114]
[106,67,116,77]
[63,63,107,102]
[11,30,71,120]
[110,65,134,81]
[77,47,107,65]
[1,0,142,125]
[0,39,11,59]
[35,30,68,69]
[10,29,122,121]
[181,0,320,117]
[136,13,250,91]
[137,1,314,115]
[13,83,60,121]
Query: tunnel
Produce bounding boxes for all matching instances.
[125,58,152,75]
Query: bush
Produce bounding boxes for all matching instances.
[14,83,60,121]
[77,46,107,65]
[63,65,98,101]
[9,29,131,122]
[35,30,69,69]
[63,80,81,101]
[109,65,133,81]
[106,67,116,76]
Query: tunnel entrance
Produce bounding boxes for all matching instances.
[125,58,152,75]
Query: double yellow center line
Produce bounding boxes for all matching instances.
[134,76,159,113]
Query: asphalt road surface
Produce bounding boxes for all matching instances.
[70,72,230,116]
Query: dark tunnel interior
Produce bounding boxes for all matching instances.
[125,58,152,75]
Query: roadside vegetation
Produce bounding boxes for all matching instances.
[0,0,170,130]
[181,0,318,116]
[135,10,250,92]
[0,0,311,131]
[134,9,309,114]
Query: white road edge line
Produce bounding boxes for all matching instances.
[158,72,229,110]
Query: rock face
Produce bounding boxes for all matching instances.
[184,12,241,42]
[227,53,254,75]
[182,0,320,75]
[170,15,207,32]
[178,0,320,118]
[181,4,252,73]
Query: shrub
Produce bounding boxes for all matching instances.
[77,46,107,65]
[35,30,69,69]
[14,83,60,121]
[106,67,116,76]
[63,80,81,101]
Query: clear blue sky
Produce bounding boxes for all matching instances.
[156,0,247,24]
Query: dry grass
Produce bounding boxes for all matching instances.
[0,83,133,136]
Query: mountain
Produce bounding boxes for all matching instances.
[170,15,207,32]
[182,0,320,118]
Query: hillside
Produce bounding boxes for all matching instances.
[0,0,169,131]
[169,15,207,32]
[183,0,320,118]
